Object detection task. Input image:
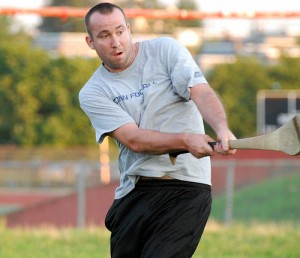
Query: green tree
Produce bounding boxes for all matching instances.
[267,56,300,90]
[33,57,99,145]
[176,0,201,28]
[207,57,272,138]
[0,20,40,144]
[38,0,98,32]
[117,0,178,34]
[0,17,100,146]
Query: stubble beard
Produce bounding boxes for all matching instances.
[105,43,135,72]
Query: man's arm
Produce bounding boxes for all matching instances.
[109,123,216,158]
[109,83,236,157]
[190,83,236,154]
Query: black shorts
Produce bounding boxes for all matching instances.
[105,179,212,258]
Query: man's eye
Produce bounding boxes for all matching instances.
[100,34,108,38]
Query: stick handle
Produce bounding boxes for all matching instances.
[228,137,272,150]
[169,142,217,164]
[169,138,262,164]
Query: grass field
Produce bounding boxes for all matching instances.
[211,173,300,222]
[1,221,299,258]
[1,173,299,258]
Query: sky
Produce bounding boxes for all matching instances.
[198,0,300,12]
[0,0,299,34]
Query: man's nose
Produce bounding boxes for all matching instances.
[111,35,120,48]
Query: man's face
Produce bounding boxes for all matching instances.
[86,9,134,73]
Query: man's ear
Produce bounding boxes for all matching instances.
[127,23,131,33]
[85,35,95,50]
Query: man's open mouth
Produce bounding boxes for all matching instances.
[114,52,123,56]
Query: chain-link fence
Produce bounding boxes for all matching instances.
[0,158,299,227]
[211,159,300,224]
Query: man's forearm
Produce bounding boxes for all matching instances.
[110,123,188,155]
[191,84,228,135]
[110,123,215,157]
[130,129,189,154]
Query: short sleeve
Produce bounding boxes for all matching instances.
[165,38,207,100]
[79,85,135,143]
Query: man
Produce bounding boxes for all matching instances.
[79,3,236,258]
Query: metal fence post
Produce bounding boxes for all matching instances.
[224,160,235,225]
[76,161,86,228]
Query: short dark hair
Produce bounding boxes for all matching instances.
[85,2,127,37]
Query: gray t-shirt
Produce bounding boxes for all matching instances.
[79,37,211,199]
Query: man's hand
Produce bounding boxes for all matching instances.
[184,134,216,158]
[214,129,237,155]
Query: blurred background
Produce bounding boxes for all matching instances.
[0,0,299,228]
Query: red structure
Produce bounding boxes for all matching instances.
[0,7,300,20]
[5,182,118,228]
